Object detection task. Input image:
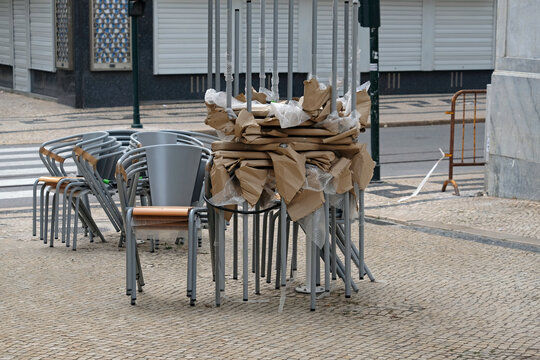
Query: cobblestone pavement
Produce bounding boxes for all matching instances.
[366,172,540,246]
[0,196,538,359]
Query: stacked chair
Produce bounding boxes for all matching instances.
[116,142,210,306]
[33,132,109,249]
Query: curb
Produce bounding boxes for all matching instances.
[365,214,540,253]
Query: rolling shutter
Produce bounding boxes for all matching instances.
[0,0,12,65]
[29,0,55,72]
[13,0,30,91]
[379,0,423,71]
[433,0,495,70]
[154,0,299,75]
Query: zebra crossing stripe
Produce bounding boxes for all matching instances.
[0,147,37,154]
[0,190,34,200]
[0,167,77,177]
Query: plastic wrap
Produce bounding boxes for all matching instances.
[297,206,326,248]
[208,175,246,207]
[303,165,334,193]
[205,89,245,110]
[270,100,310,129]
[259,86,278,102]
[315,111,357,134]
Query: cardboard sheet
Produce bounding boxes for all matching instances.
[243,136,353,146]
[322,126,359,144]
[234,109,260,139]
[302,78,332,112]
[205,103,235,135]
[287,189,325,222]
[356,89,371,127]
[268,146,306,204]
[315,100,343,123]
[349,144,375,190]
[212,141,363,153]
[235,165,269,206]
[330,157,354,194]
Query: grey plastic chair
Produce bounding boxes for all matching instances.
[118,144,208,306]
[33,132,108,248]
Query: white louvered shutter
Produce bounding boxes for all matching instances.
[0,0,12,65]
[379,0,423,71]
[433,0,495,70]
[30,0,55,72]
[154,0,299,75]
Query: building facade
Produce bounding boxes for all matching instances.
[0,0,496,108]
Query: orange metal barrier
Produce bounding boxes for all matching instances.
[442,89,486,195]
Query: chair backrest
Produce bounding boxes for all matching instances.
[145,144,204,206]
[159,129,218,150]
[131,132,179,147]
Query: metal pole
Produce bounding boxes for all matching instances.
[243,202,249,301]
[359,188,365,280]
[215,0,221,91]
[351,0,358,113]
[331,0,338,112]
[344,192,351,298]
[260,0,266,90]
[287,0,293,100]
[247,0,252,112]
[311,0,317,78]
[280,199,287,287]
[226,0,233,111]
[131,14,142,128]
[344,1,349,95]
[234,9,240,96]
[208,0,213,89]
[370,27,380,180]
[272,0,279,100]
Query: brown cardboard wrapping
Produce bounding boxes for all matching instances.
[239,159,273,168]
[209,158,238,220]
[279,128,336,137]
[217,151,271,159]
[356,89,371,128]
[234,109,260,139]
[235,165,269,206]
[304,151,336,171]
[349,143,375,190]
[268,146,306,204]
[244,136,353,145]
[322,126,359,144]
[212,141,362,152]
[315,100,343,123]
[302,78,332,112]
[205,103,235,135]
[330,157,354,194]
[235,89,268,104]
[287,189,325,222]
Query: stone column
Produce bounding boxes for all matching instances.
[485,0,540,200]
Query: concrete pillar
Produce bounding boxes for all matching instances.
[485,0,540,200]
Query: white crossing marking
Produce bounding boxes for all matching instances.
[0,147,38,154]
[0,167,77,177]
[0,178,38,187]
[0,189,34,200]
[0,153,40,160]
[0,160,44,167]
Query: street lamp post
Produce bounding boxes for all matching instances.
[129,0,146,129]
[359,0,381,181]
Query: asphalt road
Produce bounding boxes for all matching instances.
[0,124,485,209]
